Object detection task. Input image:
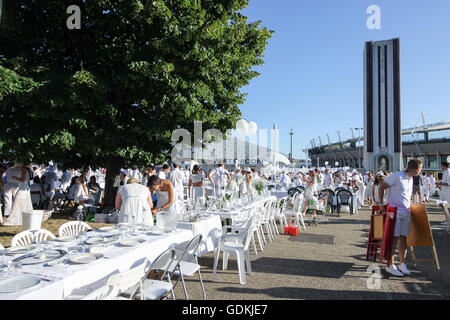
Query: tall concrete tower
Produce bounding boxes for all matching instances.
[363,38,402,171]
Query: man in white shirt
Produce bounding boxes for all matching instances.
[208,163,230,198]
[170,163,186,204]
[436,161,450,224]
[323,169,333,189]
[378,158,423,277]
[158,164,170,180]
[420,173,431,202]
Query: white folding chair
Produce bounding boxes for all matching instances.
[10,229,56,247]
[106,261,149,300]
[166,235,206,300]
[134,248,177,300]
[58,221,92,237]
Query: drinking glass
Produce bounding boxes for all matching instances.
[10,262,22,275]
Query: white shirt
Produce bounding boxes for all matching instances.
[442,169,450,192]
[158,171,167,180]
[210,167,229,190]
[384,171,413,219]
[323,173,333,188]
[170,168,185,191]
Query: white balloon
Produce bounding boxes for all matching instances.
[236,119,248,135]
[246,121,258,135]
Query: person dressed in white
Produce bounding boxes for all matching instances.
[2,164,22,218]
[148,175,179,228]
[322,169,333,190]
[233,169,247,195]
[60,168,73,193]
[189,165,205,204]
[243,168,253,195]
[115,178,153,226]
[372,172,386,205]
[429,174,436,198]
[420,173,431,202]
[377,159,423,277]
[158,164,170,180]
[365,172,374,206]
[3,163,33,226]
[354,176,365,208]
[436,161,450,224]
[170,163,186,205]
[208,163,230,198]
[280,171,291,190]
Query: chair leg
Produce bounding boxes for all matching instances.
[259,225,267,244]
[180,272,189,300]
[223,251,229,270]
[256,228,264,251]
[245,250,252,275]
[251,233,258,255]
[212,247,220,282]
[236,251,246,285]
[197,270,207,300]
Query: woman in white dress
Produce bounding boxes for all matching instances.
[243,168,253,195]
[188,165,205,204]
[3,163,33,226]
[115,178,154,226]
[372,173,386,205]
[365,172,374,206]
[148,175,179,228]
[302,171,318,217]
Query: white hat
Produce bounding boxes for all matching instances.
[376,171,384,176]
[243,167,252,173]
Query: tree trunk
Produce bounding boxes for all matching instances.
[103,157,122,209]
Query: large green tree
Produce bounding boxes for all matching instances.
[0,0,272,206]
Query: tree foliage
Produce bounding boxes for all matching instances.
[0,0,272,204]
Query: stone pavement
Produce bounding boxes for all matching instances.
[173,201,450,300]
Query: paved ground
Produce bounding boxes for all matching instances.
[173,201,450,300]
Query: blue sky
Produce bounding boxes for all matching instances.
[238,0,450,159]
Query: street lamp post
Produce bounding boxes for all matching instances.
[289,129,294,163]
[355,128,363,169]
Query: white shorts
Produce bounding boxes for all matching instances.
[394,216,411,237]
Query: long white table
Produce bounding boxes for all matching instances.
[203,195,277,223]
[0,228,194,300]
[176,214,222,256]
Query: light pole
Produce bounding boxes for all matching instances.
[289,129,294,163]
[355,128,363,169]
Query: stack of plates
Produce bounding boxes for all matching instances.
[14,250,66,265]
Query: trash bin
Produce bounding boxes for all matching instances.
[21,210,44,231]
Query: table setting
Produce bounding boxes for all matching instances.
[0,224,195,299]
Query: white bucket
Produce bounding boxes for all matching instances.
[21,210,44,231]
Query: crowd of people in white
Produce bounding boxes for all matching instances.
[1,160,449,228]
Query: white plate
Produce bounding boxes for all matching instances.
[5,245,36,255]
[0,275,41,293]
[19,250,65,265]
[85,236,116,245]
[148,229,173,235]
[69,253,104,264]
[98,226,116,232]
[119,238,146,247]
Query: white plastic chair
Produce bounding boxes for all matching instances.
[212,217,255,285]
[58,221,92,237]
[284,195,306,231]
[274,197,288,233]
[260,201,274,243]
[81,286,112,300]
[10,229,56,247]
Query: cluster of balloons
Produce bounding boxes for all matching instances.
[236,119,258,135]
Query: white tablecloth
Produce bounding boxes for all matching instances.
[177,215,222,256]
[204,196,276,222]
[0,228,194,299]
